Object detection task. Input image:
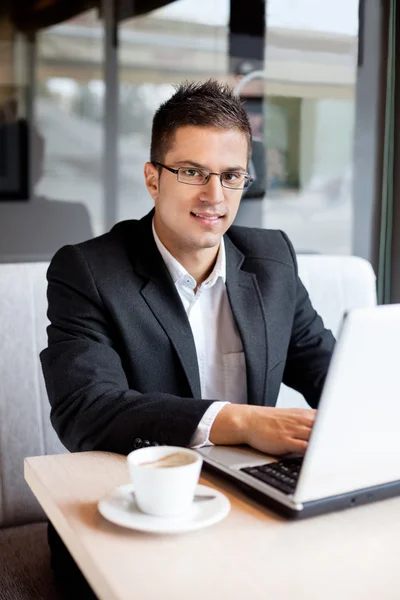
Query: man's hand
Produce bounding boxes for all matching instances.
[209,404,317,456]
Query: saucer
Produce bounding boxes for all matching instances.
[98,483,231,534]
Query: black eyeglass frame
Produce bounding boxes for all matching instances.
[152,161,253,190]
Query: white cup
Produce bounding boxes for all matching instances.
[127,446,203,517]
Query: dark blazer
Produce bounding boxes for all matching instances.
[40,210,335,455]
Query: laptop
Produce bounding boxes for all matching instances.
[198,304,400,519]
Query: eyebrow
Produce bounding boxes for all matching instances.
[173,160,247,172]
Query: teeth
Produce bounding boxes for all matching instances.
[194,214,219,219]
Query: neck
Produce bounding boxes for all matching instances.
[154,223,220,286]
[175,247,219,286]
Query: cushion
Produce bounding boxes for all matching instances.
[0,263,67,528]
[277,255,377,408]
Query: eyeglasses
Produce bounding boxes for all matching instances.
[152,161,253,190]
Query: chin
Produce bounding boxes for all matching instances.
[199,231,224,246]
[182,235,218,251]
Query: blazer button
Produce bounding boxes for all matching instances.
[133,438,143,449]
[143,440,151,447]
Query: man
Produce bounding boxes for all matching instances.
[41,80,335,596]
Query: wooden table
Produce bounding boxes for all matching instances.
[25,451,400,600]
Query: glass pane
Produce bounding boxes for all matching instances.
[118,0,359,256]
[36,10,105,237]
[262,0,360,254]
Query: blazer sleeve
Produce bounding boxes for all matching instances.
[280,232,336,408]
[40,245,215,455]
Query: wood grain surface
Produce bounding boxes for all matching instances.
[24,452,400,600]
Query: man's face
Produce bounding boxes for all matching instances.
[145,125,249,255]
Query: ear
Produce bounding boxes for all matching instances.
[144,162,160,201]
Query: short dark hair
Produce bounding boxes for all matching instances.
[150,80,252,166]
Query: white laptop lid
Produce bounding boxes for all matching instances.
[294,304,400,503]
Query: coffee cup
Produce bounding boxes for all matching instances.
[127,446,202,517]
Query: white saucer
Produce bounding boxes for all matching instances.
[98,483,231,534]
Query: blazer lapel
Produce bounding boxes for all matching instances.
[130,212,202,398]
[225,236,269,406]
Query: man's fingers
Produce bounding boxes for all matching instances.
[285,408,317,427]
[292,425,313,441]
[299,417,316,429]
[289,439,308,454]
[298,413,317,427]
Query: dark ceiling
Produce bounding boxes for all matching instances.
[2,0,178,32]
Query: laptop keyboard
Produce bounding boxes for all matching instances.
[240,457,303,495]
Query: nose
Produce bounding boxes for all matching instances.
[199,173,225,205]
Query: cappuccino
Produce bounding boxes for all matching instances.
[140,452,196,469]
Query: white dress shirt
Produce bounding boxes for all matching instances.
[152,221,247,447]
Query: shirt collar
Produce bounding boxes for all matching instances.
[152,218,226,288]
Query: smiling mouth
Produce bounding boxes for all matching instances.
[191,212,224,221]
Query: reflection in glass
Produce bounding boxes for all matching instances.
[35,10,104,236]
[263,0,360,254]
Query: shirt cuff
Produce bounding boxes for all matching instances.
[190,402,230,448]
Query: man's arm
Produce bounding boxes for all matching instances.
[40,245,214,455]
[209,230,335,454]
